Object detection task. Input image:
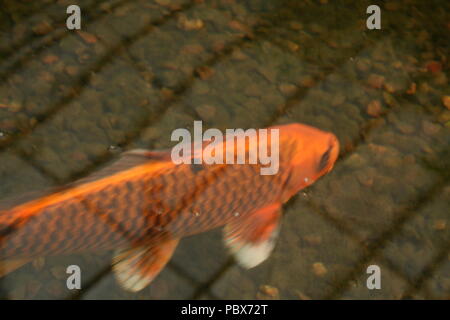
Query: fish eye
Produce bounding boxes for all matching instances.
[318,146,331,172]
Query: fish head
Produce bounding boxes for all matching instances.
[275,123,340,198]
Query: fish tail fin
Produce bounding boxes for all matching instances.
[0,258,32,277]
[112,238,180,292]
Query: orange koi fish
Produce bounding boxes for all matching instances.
[0,123,339,291]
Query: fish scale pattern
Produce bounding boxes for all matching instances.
[0,158,288,262]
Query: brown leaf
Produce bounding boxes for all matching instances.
[77,31,98,44]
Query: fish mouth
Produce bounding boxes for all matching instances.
[329,134,340,164]
[317,134,339,176]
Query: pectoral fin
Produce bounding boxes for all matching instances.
[112,238,179,292]
[223,203,282,269]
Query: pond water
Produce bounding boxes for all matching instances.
[0,0,448,299]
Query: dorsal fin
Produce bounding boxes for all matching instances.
[0,149,172,212]
[0,190,52,211]
[71,148,172,186]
